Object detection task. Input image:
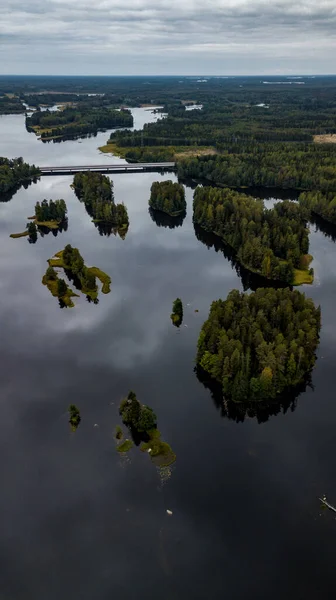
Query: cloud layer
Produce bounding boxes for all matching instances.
[1,0,336,74]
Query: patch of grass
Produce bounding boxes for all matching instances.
[98,143,216,160]
[293,254,314,285]
[42,274,78,308]
[140,429,176,467]
[35,219,60,229]
[10,230,29,238]
[117,439,134,453]
[88,266,111,294]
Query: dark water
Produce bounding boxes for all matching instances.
[1,113,336,599]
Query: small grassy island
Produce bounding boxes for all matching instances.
[72,172,129,238]
[43,244,111,307]
[118,391,176,466]
[10,199,68,240]
[69,404,81,431]
[26,106,133,141]
[171,298,183,327]
[197,288,321,403]
[0,157,40,200]
[149,180,186,217]
[193,186,313,286]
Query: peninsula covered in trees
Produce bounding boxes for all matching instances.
[299,191,336,226]
[73,172,129,237]
[26,106,133,141]
[43,244,111,307]
[0,157,40,198]
[193,186,313,285]
[118,391,176,466]
[149,180,186,216]
[197,288,321,403]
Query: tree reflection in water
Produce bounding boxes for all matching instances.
[149,207,186,229]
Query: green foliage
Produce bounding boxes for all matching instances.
[45,266,57,281]
[149,180,186,216]
[299,191,336,226]
[0,157,40,195]
[119,391,158,434]
[73,172,129,234]
[57,278,68,298]
[171,298,183,327]
[35,198,67,223]
[178,142,336,192]
[193,186,311,284]
[69,404,81,431]
[197,288,321,402]
[117,439,134,453]
[115,425,123,440]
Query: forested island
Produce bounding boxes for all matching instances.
[0,157,40,198]
[171,298,183,327]
[43,244,111,307]
[193,187,313,285]
[197,288,321,403]
[26,106,133,141]
[10,199,68,240]
[73,172,129,237]
[149,180,186,216]
[118,391,176,466]
[69,405,81,431]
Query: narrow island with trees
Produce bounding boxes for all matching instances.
[26,106,133,141]
[149,180,186,217]
[10,199,68,240]
[72,172,129,238]
[42,244,111,307]
[69,405,81,432]
[117,391,176,466]
[193,186,313,285]
[171,298,183,327]
[197,288,321,403]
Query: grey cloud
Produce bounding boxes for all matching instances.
[0,0,335,74]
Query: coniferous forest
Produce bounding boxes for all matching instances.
[0,157,40,196]
[34,199,67,223]
[73,172,129,231]
[149,180,186,216]
[193,186,312,285]
[197,288,321,403]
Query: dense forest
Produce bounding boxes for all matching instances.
[171,298,183,327]
[177,143,336,192]
[193,186,312,285]
[26,106,133,140]
[35,199,67,223]
[73,172,129,233]
[0,157,40,195]
[119,391,157,433]
[149,180,186,216]
[299,191,336,226]
[0,95,25,114]
[197,288,321,403]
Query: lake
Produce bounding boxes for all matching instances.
[0,108,336,599]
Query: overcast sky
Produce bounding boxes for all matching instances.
[1,0,336,75]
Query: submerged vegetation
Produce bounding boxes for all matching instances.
[171,298,183,327]
[197,288,321,403]
[149,180,186,216]
[43,245,111,307]
[73,172,129,238]
[69,404,81,431]
[118,391,176,466]
[193,186,313,285]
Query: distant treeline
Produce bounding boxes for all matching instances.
[0,157,40,195]
[193,186,311,285]
[0,95,24,115]
[26,106,133,140]
[178,142,336,192]
[73,172,129,228]
[149,180,186,216]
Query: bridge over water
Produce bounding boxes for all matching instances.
[39,162,176,176]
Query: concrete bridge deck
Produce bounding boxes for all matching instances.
[39,162,176,175]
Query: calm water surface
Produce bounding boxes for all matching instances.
[0,111,336,599]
